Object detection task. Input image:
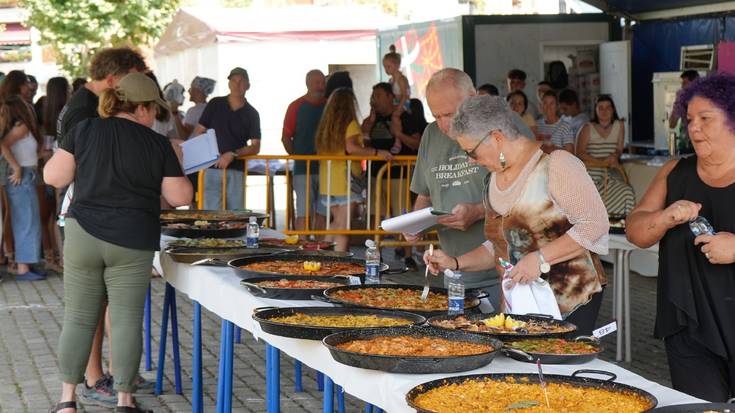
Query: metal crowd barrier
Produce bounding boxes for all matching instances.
[195,154,433,246]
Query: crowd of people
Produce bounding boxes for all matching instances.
[0,42,730,411]
[280,61,733,402]
[282,51,429,256]
[0,47,193,413]
[477,68,638,216]
[281,63,638,271]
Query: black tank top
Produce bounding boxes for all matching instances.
[657,155,735,360]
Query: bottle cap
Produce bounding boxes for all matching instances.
[365,239,375,248]
[444,269,455,278]
[249,216,257,223]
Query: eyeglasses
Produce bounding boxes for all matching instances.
[464,131,493,160]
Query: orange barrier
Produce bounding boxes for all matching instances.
[195,155,437,246]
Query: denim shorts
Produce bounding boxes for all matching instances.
[293,174,326,217]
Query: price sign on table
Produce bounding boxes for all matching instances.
[593,321,618,338]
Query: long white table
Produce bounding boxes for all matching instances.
[159,252,703,412]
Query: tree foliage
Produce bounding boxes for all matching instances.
[355,0,398,16]
[21,0,180,77]
[221,0,252,7]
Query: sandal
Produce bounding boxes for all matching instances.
[45,260,63,273]
[115,405,153,413]
[48,401,76,413]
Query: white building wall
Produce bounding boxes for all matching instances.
[153,44,220,103]
[473,21,609,91]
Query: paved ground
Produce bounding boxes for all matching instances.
[0,257,671,412]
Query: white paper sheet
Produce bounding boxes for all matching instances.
[380,207,442,235]
[181,129,219,175]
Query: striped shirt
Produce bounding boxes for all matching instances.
[585,121,622,180]
[537,118,575,149]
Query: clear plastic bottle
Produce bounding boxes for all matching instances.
[689,216,715,237]
[364,239,380,285]
[445,269,464,316]
[246,216,259,248]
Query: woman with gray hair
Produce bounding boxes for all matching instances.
[173,76,216,139]
[426,95,609,334]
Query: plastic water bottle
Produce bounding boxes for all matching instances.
[445,269,464,316]
[246,216,259,248]
[689,216,715,237]
[364,239,380,284]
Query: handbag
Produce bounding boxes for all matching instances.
[350,171,368,198]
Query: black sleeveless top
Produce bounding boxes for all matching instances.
[657,156,735,359]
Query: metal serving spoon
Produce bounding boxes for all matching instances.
[420,244,434,301]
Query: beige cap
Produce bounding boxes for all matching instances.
[115,72,168,108]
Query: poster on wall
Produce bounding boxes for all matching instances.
[378,18,463,101]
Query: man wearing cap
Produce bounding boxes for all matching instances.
[193,67,261,210]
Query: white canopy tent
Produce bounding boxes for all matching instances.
[153,5,403,153]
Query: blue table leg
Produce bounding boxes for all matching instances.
[317,371,324,392]
[294,360,303,392]
[216,321,226,413]
[266,346,272,412]
[364,404,374,413]
[266,344,280,413]
[336,385,345,413]
[144,284,151,371]
[322,376,334,413]
[192,301,203,413]
[223,320,234,413]
[155,283,171,395]
[273,346,280,411]
[235,326,241,344]
[169,286,182,395]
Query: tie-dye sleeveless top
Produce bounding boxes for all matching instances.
[484,153,606,316]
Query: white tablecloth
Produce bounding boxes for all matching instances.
[159,252,704,412]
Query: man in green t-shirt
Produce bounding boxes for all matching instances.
[407,68,499,306]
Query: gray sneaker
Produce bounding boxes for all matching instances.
[79,374,117,408]
[134,375,155,394]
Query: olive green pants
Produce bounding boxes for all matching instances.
[58,219,154,393]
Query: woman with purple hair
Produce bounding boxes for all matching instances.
[627,73,735,402]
